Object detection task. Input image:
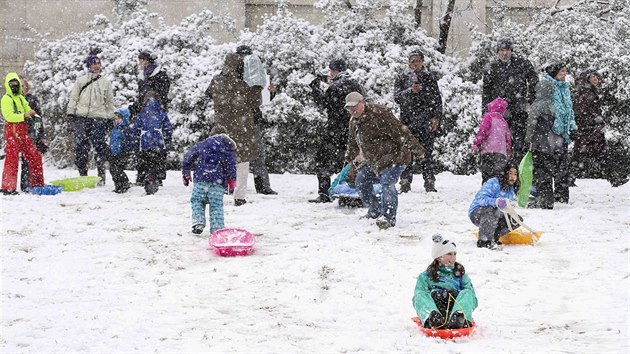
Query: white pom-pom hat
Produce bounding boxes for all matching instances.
[431,234,457,259]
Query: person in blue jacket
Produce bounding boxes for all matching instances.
[413,234,477,329]
[109,107,134,193]
[468,162,521,249]
[132,92,173,195]
[182,125,237,235]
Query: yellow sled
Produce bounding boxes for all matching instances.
[474,228,542,245]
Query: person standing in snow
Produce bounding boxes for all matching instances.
[468,162,521,249]
[471,97,513,184]
[1,73,44,195]
[19,78,48,192]
[571,69,628,187]
[483,38,538,163]
[131,93,173,195]
[525,63,576,209]
[308,58,364,203]
[394,50,443,193]
[130,51,171,186]
[109,107,134,194]
[344,92,424,230]
[66,54,115,184]
[235,45,278,196]
[207,53,259,206]
[412,234,477,329]
[182,125,237,235]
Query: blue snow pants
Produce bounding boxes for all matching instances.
[191,182,225,233]
[74,117,110,174]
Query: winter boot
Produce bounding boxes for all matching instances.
[234,199,247,206]
[255,176,278,195]
[375,216,394,230]
[399,179,411,194]
[424,180,437,193]
[192,224,204,234]
[144,176,159,195]
[309,175,332,202]
[78,167,88,176]
[446,311,470,329]
[426,310,445,329]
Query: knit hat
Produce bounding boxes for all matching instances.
[138,51,157,62]
[329,58,347,72]
[236,45,253,56]
[431,234,457,259]
[85,55,100,67]
[408,50,424,60]
[579,68,601,82]
[545,62,566,79]
[496,38,513,52]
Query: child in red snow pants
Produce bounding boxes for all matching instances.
[2,121,44,191]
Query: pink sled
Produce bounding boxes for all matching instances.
[209,228,255,257]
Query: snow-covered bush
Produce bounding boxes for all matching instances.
[23,2,234,168]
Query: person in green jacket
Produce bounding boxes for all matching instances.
[412,234,478,329]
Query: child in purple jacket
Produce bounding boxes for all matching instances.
[472,97,513,183]
[182,125,237,235]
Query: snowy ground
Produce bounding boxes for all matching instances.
[1,167,628,353]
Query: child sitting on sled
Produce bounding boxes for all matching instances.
[182,125,237,235]
[468,162,522,249]
[412,234,478,329]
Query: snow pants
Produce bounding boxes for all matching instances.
[480,152,507,184]
[531,149,570,208]
[469,206,519,242]
[191,182,225,233]
[109,153,130,191]
[2,122,44,191]
[74,117,109,175]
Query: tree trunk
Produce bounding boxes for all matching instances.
[415,0,423,28]
[438,0,456,54]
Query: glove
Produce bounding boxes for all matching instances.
[182,175,191,186]
[427,310,445,329]
[496,197,509,210]
[227,179,236,191]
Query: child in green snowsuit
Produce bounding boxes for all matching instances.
[412,234,478,329]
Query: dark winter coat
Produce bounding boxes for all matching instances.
[482,55,538,113]
[110,108,134,156]
[345,104,424,175]
[24,93,46,153]
[131,64,171,116]
[311,72,364,173]
[573,81,605,156]
[182,133,237,186]
[393,66,442,133]
[208,53,259,163]
[132,98,173,152]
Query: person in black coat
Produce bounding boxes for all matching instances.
[482,38,538,163]
[394,50,443,193]
[130,51,171,185]
[308,58,364,203]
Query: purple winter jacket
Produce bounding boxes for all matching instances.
[472,97,512,158]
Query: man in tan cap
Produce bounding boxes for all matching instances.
[344,92,424,229]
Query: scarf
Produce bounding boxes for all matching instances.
[143,62,158,79]
[542,74,577,143]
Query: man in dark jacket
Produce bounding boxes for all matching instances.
[130,50,171,185]
[309,58,364,203]
[345,92,424,229]
[394,50,442,193]
[483,38,538,163]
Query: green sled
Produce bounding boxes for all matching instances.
[517,151,533,207]
[50,176,102,192]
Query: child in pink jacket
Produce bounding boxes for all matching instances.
[472,97,512,183]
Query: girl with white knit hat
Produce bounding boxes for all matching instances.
[412,234,478,329]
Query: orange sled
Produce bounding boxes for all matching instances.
[474,228,542,245]
[412,317,476,339]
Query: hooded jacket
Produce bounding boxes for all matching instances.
[345,103,424,174]
[472,97,512,157]
[132,98,173,151]
[412,266,478,326]
[208,53,259,163]
[182,133,237,186]
[110,107,134,156]
[2,73,32,123]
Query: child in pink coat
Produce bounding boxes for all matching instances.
[472,97,512,183]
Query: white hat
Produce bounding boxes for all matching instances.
[344,92,364,108]
[431,234,457,259]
